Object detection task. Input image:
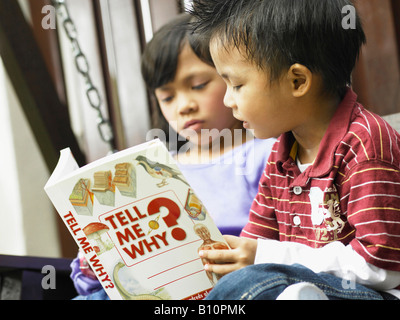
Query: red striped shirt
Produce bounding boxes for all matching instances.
[241,88,400,272]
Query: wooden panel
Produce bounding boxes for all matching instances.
[391,0,400,60]
[0,0,86,170]
[28,0,67,106]
[0,0,85,258]
[352,0,400,116]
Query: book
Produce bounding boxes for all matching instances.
[44,139,229,300]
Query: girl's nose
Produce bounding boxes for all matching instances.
[177,95,198,114]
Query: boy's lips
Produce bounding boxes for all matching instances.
[233,114,249,128]
[233,113,244,122]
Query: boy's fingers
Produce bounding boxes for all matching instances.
[204,262,236,276]
[222,235,241,248]
[199,249,234,262]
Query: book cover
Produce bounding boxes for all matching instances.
[44,139,228,300]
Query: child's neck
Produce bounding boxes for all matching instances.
[293,93,340,165]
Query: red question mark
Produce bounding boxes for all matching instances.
[147,197,186,241]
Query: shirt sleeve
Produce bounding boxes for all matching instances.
[255,239,400,291]
[341,160,400,272]
[70,252,102,296]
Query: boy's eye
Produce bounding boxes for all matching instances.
[233,85,242,91]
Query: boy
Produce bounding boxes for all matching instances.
[190,0,400,299]
[71,13,273,299]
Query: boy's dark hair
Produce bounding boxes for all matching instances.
[190,0,366,97]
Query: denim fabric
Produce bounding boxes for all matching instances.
[206,264,387,300]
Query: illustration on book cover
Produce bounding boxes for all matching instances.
[51,141,227,300]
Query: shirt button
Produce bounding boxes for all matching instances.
[293,216,301,226]
[293,186,303,195]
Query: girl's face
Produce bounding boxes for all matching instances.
[154,43,242,147]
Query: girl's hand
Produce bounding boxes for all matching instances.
[199,235,258,276]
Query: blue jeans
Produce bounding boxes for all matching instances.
[205,264,391,300]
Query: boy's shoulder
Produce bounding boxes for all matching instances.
[341,102,400,167]
[266,88,400,176]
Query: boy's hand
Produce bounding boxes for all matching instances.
[199,235,258,276]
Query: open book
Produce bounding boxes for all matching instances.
[44,139,229,300]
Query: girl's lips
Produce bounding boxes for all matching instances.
[183,120,204,130]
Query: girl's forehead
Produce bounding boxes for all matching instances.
[177,47,218,77]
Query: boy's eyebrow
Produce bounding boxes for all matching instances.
[219,72,240,83]
[216,70,232,81]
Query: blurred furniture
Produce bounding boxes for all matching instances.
[383,113,400,133]
[0,254,77,300]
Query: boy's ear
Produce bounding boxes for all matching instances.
[287,64,312,97]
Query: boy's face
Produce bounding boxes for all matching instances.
[155,43,242,147]
[210,38,300,140]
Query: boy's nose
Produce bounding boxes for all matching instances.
[223,87,235,109]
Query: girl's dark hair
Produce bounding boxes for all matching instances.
[191,0,366,97]
[141,13,211,136]
[141,13,212,91]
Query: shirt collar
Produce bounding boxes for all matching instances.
[276,88,358,178]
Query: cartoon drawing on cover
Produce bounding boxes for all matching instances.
[92,170,115,206]
[83,222,114,255]
[147,215,161,235]
[135,155,189,187]
[112,262,169,300]
[184,189,206,221]
[194,223,229,285]
[112,162,137,198]
[69,179,94,216]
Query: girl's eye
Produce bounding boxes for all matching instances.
[192,81,209,90]
[161,96,173,103]
[233,85,242,91]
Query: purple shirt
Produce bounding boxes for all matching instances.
[178,138,275,236]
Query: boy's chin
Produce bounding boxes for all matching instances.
[252,130,278,140]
